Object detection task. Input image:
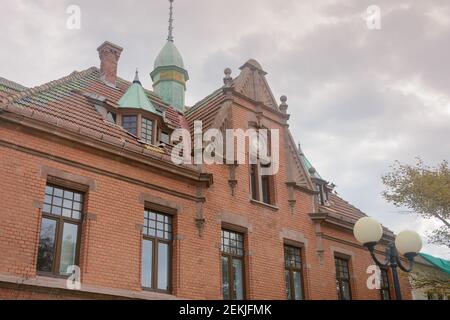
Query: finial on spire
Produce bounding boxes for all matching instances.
[133,69,141,85]
[168,0,175,42]
[298,142,304,155]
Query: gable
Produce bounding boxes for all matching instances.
[232,59,279,110]
[286,131,315,190]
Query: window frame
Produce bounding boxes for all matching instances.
[250,164,259,201]
[141,117,154,145]
[160,130,170,145]
[141,210,173,294]
[334,256,352,300]
[221,229,246,300]
[122,115,138,136]
[284,245,305,300]
[249,162,276,206]
[37,184,84,278]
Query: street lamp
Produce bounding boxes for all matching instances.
[353,217,422,300]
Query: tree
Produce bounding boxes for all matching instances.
[382,158,450,248]
[409,263,450,296]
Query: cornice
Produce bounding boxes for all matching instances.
[0,112,212,188]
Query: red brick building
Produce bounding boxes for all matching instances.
[0,4,412,301]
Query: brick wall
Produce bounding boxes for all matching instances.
[0,98,412,300]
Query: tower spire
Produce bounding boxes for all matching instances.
[152,0,189,111]
[168,0,174,42]
[133,68,141,84]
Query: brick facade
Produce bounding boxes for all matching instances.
[0,44,413,300]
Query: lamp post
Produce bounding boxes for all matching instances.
[353,217,422,300]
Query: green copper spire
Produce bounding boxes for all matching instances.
[151,0,189,112]
[118,70,157,113]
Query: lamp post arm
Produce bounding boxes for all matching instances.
[396,255,415,273]
[367,243,389,267]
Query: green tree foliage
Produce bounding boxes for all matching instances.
[410,264,450,294]
[382,159,450,247]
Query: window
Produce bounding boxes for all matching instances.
[141,118,154,144]
[221,230,245,300]
[37,185,83,276]
[141,210,172,292]
[250,164,275,205]
[250,164,259,201]
[380,268,391,300]
[335,257,352,300]
[316,184,328,205]
[106,112,116,124]
[284,245,304,300]
[261,165,273,205]
[249,128,275,205]
[160,131,170,145]
[122,115,137,136]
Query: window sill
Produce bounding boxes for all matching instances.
[250,199,279,211]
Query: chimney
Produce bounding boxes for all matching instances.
[97,41,123,86]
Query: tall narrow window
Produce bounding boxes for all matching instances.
[250,164,275,205]
[261,172,272,205]
[335,257,352,300]
[37,185,83,276]
[250,164,258,201]
[221,230,245,300]
[141,118,154,144]
[380,268,391,300]
[284,245,304,300]
[141,210,172,293]
[249,128,275,205]
[122,115,137,136]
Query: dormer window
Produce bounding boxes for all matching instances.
[117,71,162,146]
[122,115,138,136]
[141,117,154,144]
[160,131,170,145]
[92,103,116,124]
[106,111,116,124]
[316,183,329,205]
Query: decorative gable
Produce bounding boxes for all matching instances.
[232,59,280,110]
[287,132,315,191]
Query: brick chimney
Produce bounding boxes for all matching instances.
[97,41,123,86]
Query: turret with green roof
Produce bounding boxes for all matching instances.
[118,70,158,114]
[150,0,189,112]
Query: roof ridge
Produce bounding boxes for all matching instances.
[185,88,222,116]
[0,67,97,108]
[0,77,27,91]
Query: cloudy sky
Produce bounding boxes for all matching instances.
[1,0,449,258]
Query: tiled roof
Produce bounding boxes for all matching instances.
[185,89,224,136]
[0,67,191,164]
[326,193,367,222]
[0,77,27,101]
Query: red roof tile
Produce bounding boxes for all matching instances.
[0,67,194,167]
